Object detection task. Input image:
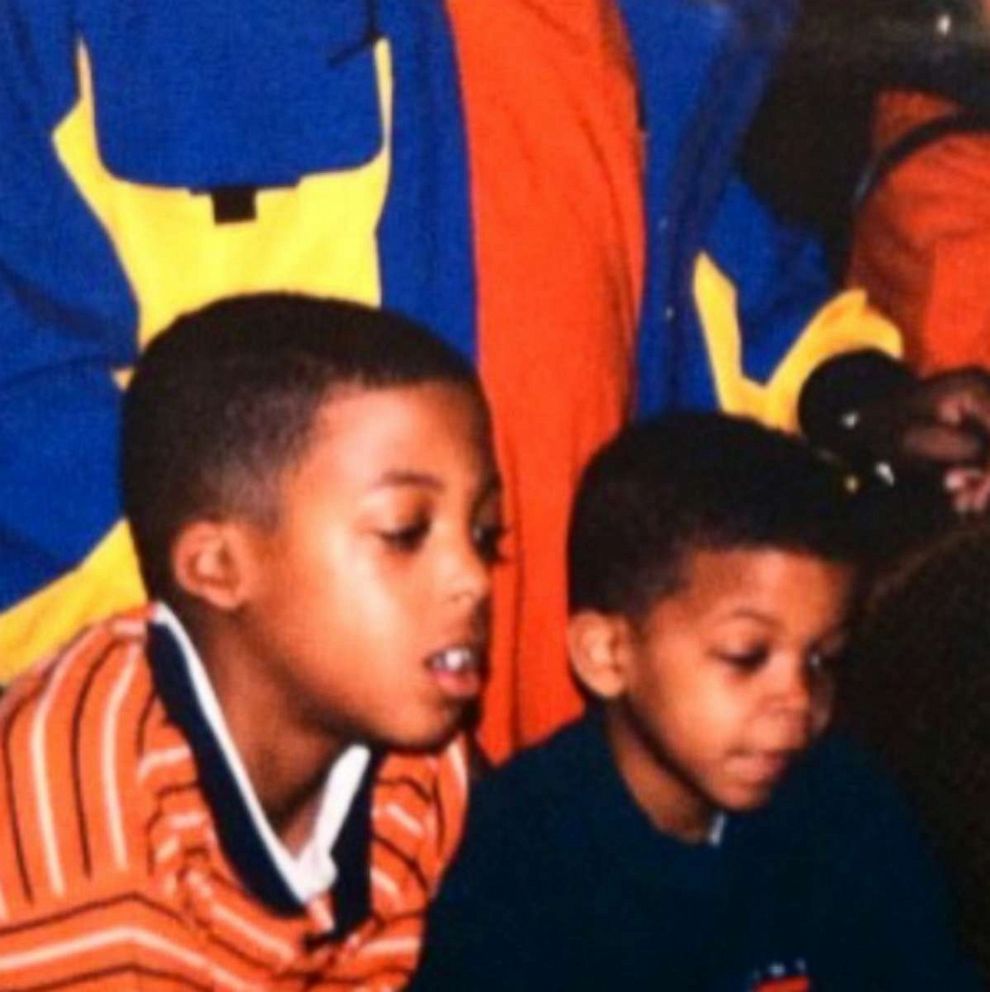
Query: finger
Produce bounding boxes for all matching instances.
[899,422,987,466]
[944,467,985,493]
[933,385,990,435]
[949,484,980,515]
[964,473,990,515]
[950,492,979,516]
[950,486,990,517]
[946,475,983,515]
[944,468,990,515]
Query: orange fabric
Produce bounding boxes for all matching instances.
[849,89,990,374]
[448,0,645,760]
[0,610,468,990]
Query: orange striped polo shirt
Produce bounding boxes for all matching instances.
[0,607,468,990]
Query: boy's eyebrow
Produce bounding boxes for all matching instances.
[369,470,502,495]
[713,607,779,626]
[372,470,444,490]
[713,609,852,643]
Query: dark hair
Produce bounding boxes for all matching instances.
[568,412,858,618]
[122,293,483,598]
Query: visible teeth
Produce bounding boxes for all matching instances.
[430,647,477,673]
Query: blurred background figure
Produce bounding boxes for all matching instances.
[840,521,990,983]
[849,0,990,373]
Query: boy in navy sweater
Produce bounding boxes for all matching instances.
[413,412,979,991]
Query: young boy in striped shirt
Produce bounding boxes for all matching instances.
[0,294,502,990]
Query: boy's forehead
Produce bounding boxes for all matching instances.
[311,380,489,440]
[649,546,855,625]
[300,381,494,484]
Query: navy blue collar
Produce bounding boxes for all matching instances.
[147,618,375,937]
[562,710,730,894]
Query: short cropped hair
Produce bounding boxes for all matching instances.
[122,293,482,598]
[568,412,858,619]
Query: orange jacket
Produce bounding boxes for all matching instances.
[850,89,990,374]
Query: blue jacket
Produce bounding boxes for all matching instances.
[0,0,897,669]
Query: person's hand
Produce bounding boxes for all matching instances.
[851,368,990,514]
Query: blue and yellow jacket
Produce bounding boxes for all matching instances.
[0,0,897,751]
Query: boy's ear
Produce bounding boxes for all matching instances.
[170,520,259,611]
[567,610,634,700]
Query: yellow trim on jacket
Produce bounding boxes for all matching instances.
[694,253,903,431]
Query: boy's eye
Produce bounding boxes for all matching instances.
[472,522,507,565]
[714,647,769,671]
[379,519,430,553]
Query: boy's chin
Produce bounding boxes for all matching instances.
[375,704,473,754]
[714,776,787,814]
[719,791,774,814]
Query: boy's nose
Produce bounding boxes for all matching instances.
[447,538,492,607]
[768,658,817,718]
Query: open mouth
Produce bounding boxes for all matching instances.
[426,644,485,700]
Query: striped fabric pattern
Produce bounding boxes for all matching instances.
[0,609,468,990]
